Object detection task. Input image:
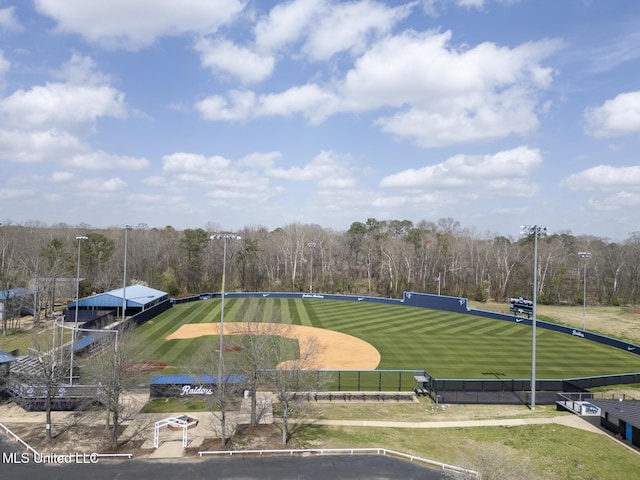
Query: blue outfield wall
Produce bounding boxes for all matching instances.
[402,290,640,357]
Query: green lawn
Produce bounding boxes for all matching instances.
[132,298,640,381]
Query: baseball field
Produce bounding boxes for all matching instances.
[133,297,640,386]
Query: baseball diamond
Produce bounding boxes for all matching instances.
[134,296,640,382]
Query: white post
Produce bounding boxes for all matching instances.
[70,235,88,385]
[579,252,591,331]
[521,225,547,410]
[122,224,132,322]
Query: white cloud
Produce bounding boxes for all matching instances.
[50,171,74,182]
[0,128,84,163]
[0,83,127,131]
[561,165,640,191]
[53,53,112,85]
[340,31,558,146]
[162,152,232,174]
[381,146,541,194]
[35,0,247,49]
[194,37,275,84]
[266,150,357,188]
[199,29,558,147]
[238,151,282,168]
[254,0,325,53]
[584,91,640,138]
[0,50,10,79]
[65,151,149,171]
[302,0,414,61]
[76,177,126,194]
[0,7,22,33]
[196,86,340,124]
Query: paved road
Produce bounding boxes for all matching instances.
[0,449,452,480]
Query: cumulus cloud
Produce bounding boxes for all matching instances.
[0,50,10,80]
[381,146,541,194]
[561,165,640,212]
[0,128,84,163]
[53,53,112,85]
[35,0,246,49]
[561,165,640,191]
[0,83,126,131]
[266,150,357,188]
[162,152,231,174]
[254,0,325,53]
[301,0,414,61]
[194,37,275,84]
[76,177,126,194]
[198,29,559,147]
[584,91,640,138]
[64,151,150,171]
[196,85,340,124]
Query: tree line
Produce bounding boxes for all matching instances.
[1,217,639,330]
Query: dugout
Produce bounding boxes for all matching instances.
[591,399,640,447]
[150,374,247,398]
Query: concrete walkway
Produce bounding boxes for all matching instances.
[135,391,275,458]
[295,414,605,434]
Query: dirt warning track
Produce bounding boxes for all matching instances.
[166,322,380,370]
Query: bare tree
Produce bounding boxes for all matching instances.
[28,328,70,442]
[267,333,323,445]
[83,326,143,448]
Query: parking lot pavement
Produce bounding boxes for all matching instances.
[0,454,452,480]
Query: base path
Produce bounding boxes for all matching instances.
[166,322,381,370]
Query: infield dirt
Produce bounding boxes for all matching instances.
[166,322,381,370]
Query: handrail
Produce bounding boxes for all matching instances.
[1,421,132,460]
[0,421,39,456]
[197,447,479,477]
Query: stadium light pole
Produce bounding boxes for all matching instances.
[579,251,591,331]
[308,242,317,293]
[521,225,547,410]
[70,235,88,385]
[122,224,132,322]
[210,234,241,392]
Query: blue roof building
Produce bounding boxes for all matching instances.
[67,284,168,316]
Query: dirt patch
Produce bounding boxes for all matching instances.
[124,360,167,373]
[166,322,381,370]
[216,344,243,353]
[183,424,287,455]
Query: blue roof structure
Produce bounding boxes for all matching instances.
[0,288,35,301]
[150,374,247,385]
[0,350,17,364]
[68,284,167,309]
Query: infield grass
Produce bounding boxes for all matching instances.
[133,297,640,382]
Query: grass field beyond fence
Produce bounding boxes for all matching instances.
[132,297,640,388]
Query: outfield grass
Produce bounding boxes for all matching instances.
[132,297,640,382]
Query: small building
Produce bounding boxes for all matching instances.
[150,374,247,398]
[66,284,169,320]
[0,288,35,321]
[591,399,640,448]
[0,349,17,381]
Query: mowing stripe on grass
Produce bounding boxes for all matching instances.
[140,298,640,380]
[287,299,302,325]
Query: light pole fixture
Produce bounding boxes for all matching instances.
[578,252,591,331]
[122,224,132,322]
[520,225,547,410]
[210,234,241,392]
[70,235,88,385]
[307,242,317,293]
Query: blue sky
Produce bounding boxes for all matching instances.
[0,0,639,240]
